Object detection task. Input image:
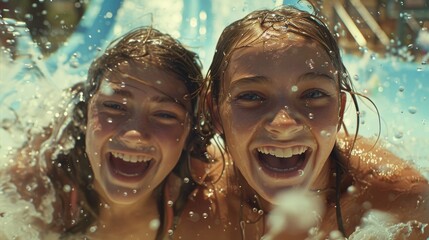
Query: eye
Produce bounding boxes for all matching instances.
[301,89,328,99]
[235,92,265,102]
[154,112,178,119]
[103,101,127,111]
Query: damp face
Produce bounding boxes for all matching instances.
[218,36,344,204]
[85,62,191,205]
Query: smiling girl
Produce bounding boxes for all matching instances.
[192,5,429,240]
[1,26,203,240]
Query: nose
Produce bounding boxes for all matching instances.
[118,118,151,149]
[265,108,304,138]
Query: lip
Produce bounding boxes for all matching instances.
[106,151,155,183]
[253,144,311,179]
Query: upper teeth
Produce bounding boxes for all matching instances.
[111,152,152,163]
[257,146,307,158]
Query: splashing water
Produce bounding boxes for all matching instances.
[348,210,429,240]
[0,0,428,239]
[263,189,325,239]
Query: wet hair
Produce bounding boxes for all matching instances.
[46,26,203,238]
[199,5,364,236]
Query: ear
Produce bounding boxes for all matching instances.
[206,90,223,135]
[337,92,346,131]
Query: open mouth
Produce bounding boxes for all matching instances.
[257,146,308,174]
[108,152,153,179]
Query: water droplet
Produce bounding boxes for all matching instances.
[305,59,315,69]
[291,85,298,92]
[176,138,180,142]
[107,118,113,123]
[394,131,403,139]
[308,113,314,120]
[347,185,357,194]
[149,219,160,230]
[252,208,258,213]
[417,67,423,72]
[298,170,304,176]
[104,11,113,19]
[257,210,264,215]
[168,229,174,236]
[45,41,51,50]
[353,74,359,81]
[167,200,173,207]
[63,184,71,193]
[69,59,79,68]
[398,86,405,92]
[189,211,194,217]
[123,192,128,197]
[320,130,331,138]
[202,213,208,219]
[132,189,137,194]
[183,177,190,183]
[89,226,97,233]
[408,106,417,114]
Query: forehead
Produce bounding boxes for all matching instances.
[226,35,336,81]
[100,62,190,105]
[103,62,188,94]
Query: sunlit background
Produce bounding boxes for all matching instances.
[0,1,428,239]
[0,0,428,173]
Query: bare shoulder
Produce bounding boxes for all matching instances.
[337,135,429,231]
[338,135,428,192]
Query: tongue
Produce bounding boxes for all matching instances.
[259,153,301,170]
[110,154,150,176]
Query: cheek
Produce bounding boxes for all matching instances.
[153,121,190,147]
[298,102,340,129]
[302,106,340,145]
[220,105,258,138]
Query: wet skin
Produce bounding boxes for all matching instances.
[218,35,346,204]
[86,62,191,206]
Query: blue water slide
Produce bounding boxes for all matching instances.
[44,0,123,75]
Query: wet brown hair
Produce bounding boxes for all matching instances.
[46,26,203,238]
[199,5,365,236]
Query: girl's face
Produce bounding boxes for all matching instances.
[218,35,345,204]
[86,62,191,205]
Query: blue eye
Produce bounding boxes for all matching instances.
[103,101,127,111]
[302,90,327,99]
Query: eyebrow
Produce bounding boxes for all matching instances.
[229,75,269,89]
[297,72,336,84]
[229,72,336,89]
[104,82,189,110]
[111,88,132,97]
[151,95,188,110]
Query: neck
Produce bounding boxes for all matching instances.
[100,193,159,222]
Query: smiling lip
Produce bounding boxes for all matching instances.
[256,146,309,177]
[108,152,153,181]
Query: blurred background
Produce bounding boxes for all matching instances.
[1,0,428,62]
[0,0,428,174]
